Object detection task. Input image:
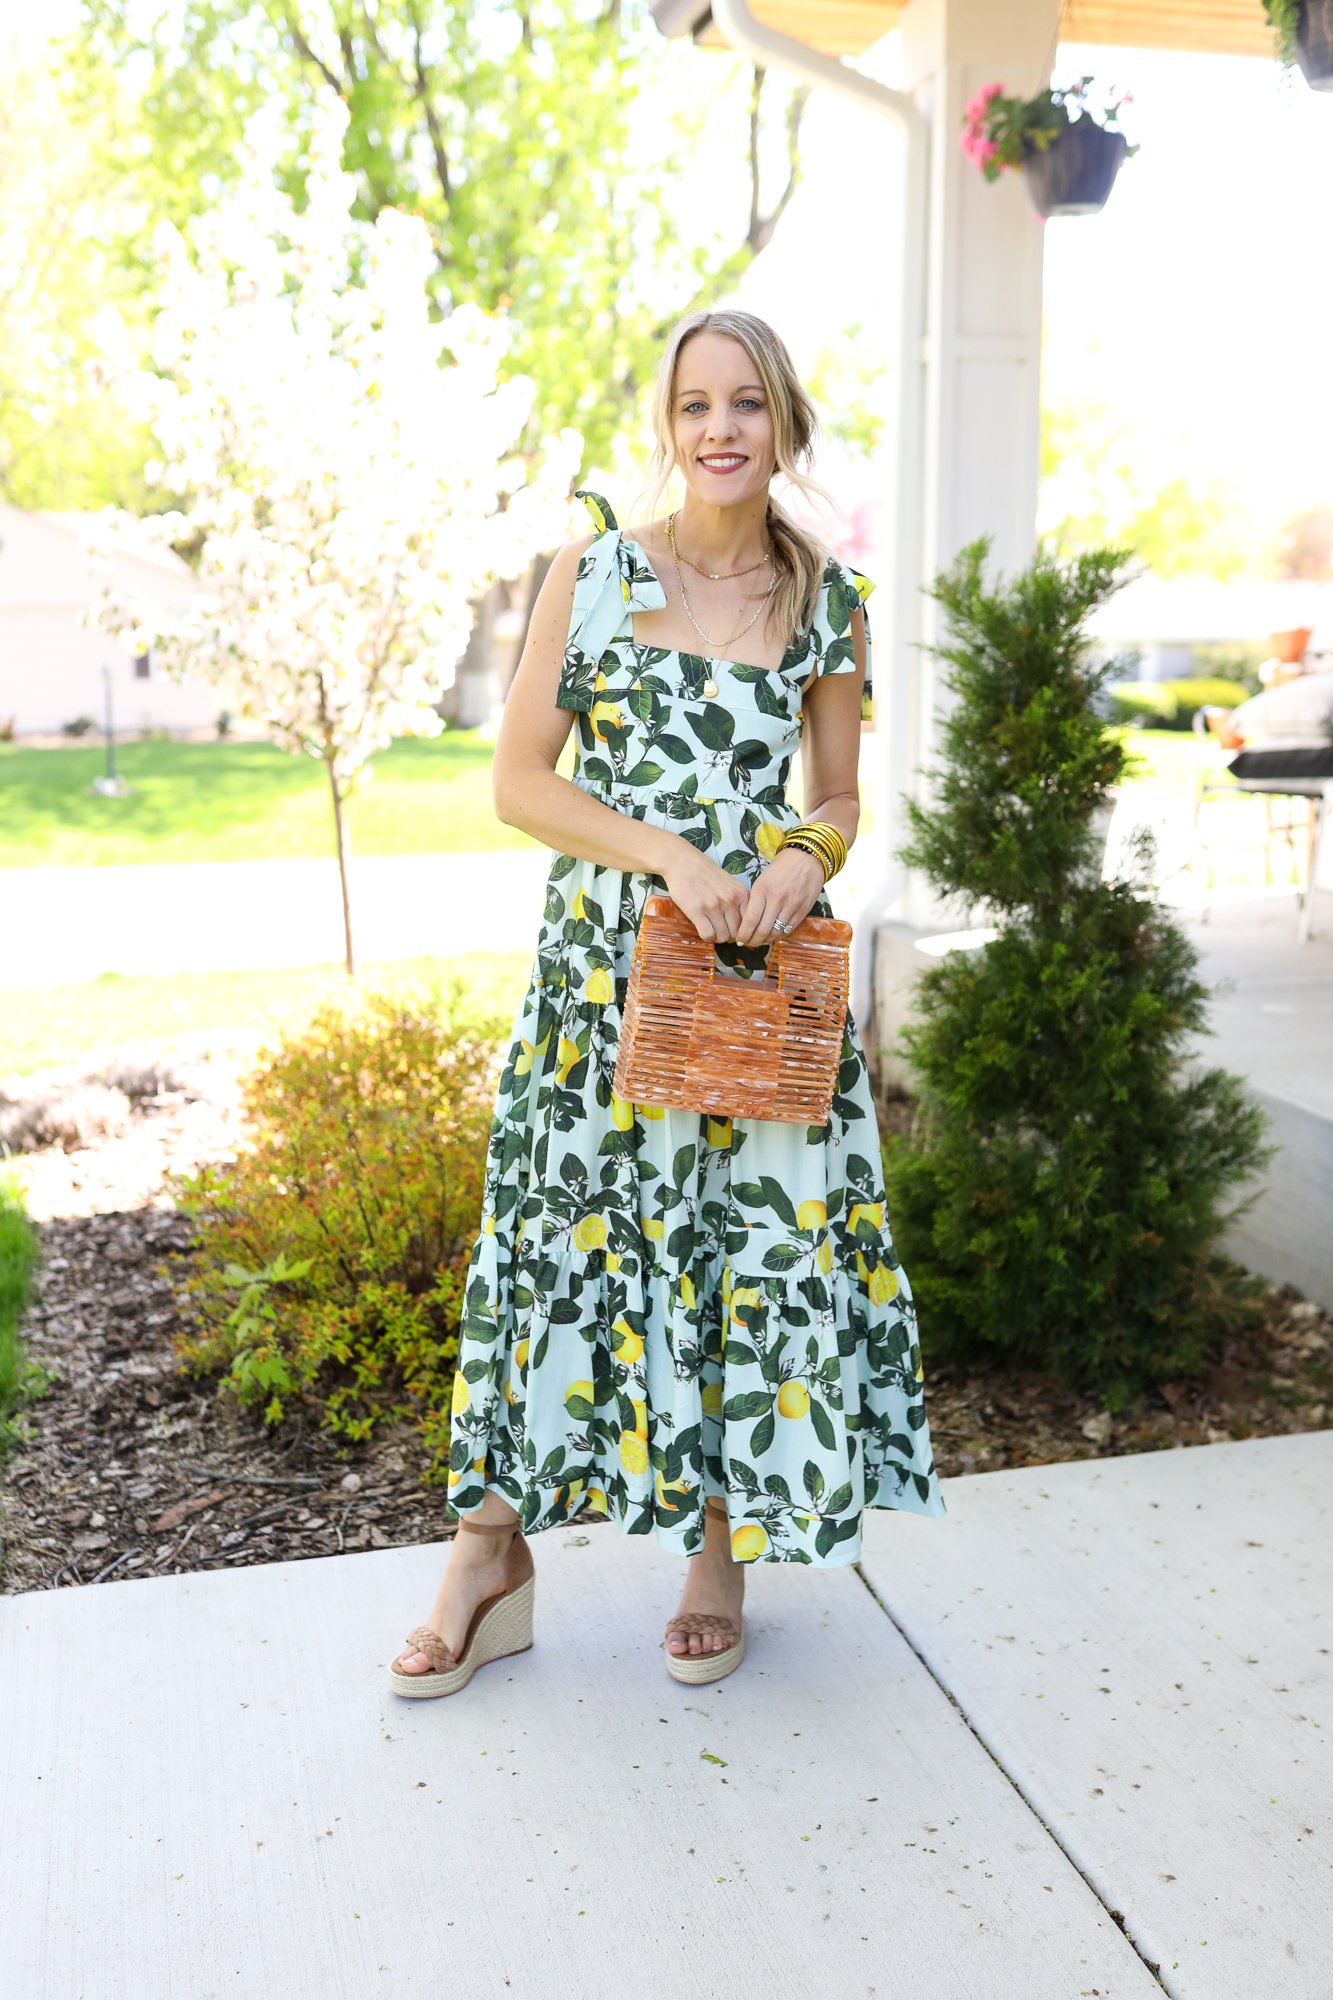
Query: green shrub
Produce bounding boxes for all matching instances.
[174,986,502,1476]
[1191,642,1266,699]
[0,1170,47,1461]
[885,537,1274,1410]
[1107,675,1248,731]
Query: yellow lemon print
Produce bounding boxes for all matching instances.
[642,1215,665,1242]
[483,1214,496,1235]
[701,1381,724,1418]
[721,1265,733,1305]
[586,1488,608,1515]
[855,571,874,602]
[573,1213,608,1253]
[855,1249,872,1288]
[868,1265,899,1306]
[451,1373,470,1417]
[817,1238,834,1276]
[556,1036,581,1084]
[619,1432,649,1475]
[610,1092,635,1131]
[584,967,614,1006]
[564,1378,595,1411]
[590,700,623,741]
[583,494,608,532]
[447,1468,463,1489]
[606,1251,623,1275]
[849,1201,885,1234]
[572,886,588,919]
[796,1198,827,1232]
[637,1102,665,1121]
[655,1470,688,1512]
[729,1285,761,1326]
[504,1382,517,1404]
[731,1522,768,1562]
[593,670,608,694]
[756,821,783,859]
[514,1039,536,1076]
[630,1397,648,1439]
[777,1380,810,1419]
[679,1272,696,1311]
[706,1117,732,1148]
[611,1318,644,1365]
[515,1338,530,1370]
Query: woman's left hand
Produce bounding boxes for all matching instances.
[733,846,826,947]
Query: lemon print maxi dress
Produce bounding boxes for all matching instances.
[449,490,946,1566]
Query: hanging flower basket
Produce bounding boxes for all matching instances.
[1266,0,1333,90]
[961,74,1138,219]
[1022,118,1129,217]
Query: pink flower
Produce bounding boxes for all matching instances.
[963,80,1004,121]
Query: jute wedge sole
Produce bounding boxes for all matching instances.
[388,1514,535,1700]
[663,1497,746,1685]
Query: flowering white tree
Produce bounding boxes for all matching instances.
[92,91,581,974]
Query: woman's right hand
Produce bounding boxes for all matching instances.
[661,843,751,943]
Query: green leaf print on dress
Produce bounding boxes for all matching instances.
[450,489,945,1565]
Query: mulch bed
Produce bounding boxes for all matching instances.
[1,1053,1329,1596]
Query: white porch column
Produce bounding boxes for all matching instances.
[879,0,1058,931]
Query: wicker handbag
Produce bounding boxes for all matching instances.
[613,895,852,1126]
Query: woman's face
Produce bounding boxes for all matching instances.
[671,331,777,511]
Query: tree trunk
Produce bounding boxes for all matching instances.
[326,760,355,977]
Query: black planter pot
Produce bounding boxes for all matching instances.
[1021,118,1128,218]
[1297,0,1333,89]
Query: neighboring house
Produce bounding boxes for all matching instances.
[0,504,218,737]
[1085,573,1333,681]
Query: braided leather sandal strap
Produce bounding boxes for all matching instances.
[401,1624,457,1673]
[665,1611,742,1642]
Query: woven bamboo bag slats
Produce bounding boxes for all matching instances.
[613,895,853,1126]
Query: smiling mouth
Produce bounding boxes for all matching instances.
[698,454,748,470]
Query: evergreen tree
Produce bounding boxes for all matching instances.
[885,536,1273,1409]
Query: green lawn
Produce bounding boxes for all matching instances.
[0,731,540,868]
[0,726,1218,873]
[2,952,532,1076]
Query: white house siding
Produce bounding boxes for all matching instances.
[0,506,218,737]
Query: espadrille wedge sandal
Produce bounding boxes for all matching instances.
[388,1514,535,1699]
[664,1498,746,1686]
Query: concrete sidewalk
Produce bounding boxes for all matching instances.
[0,851,552,987]
[3,1432,1328,1999]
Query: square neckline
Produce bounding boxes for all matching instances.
[617,530,805,679]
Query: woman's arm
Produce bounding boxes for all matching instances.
[491,538,753,944]
[733,604,865,948]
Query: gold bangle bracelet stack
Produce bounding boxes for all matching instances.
[777,820,848,883]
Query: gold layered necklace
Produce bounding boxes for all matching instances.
[666,510,777,654]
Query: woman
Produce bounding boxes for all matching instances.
[389,307,946,1697]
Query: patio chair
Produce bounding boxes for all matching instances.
[1190,705,1331,943]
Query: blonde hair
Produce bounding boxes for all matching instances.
[636,308,833,645]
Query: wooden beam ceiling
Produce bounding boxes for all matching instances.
[684,0,1276,61]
